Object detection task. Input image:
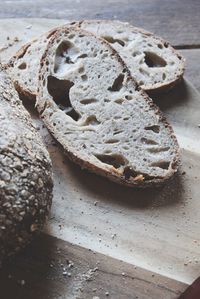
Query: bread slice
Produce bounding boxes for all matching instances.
[0,67,53,264]
[7,28,58,100]
[7,22,76,101]
[37,27,179,188]
[8,20,184,100]
[78,20,185,93]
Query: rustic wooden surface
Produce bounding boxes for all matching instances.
[0,1,200,297]
[0,0,199,47]
[180,49,200,92]
[0,234,187,299]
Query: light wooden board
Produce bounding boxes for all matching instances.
[1,19,200,293]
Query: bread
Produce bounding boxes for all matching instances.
[36,27,180,188]
[7,28,58,100]
[7,22,75,101]
[7,20,184,100]
[78,20,185,93]
[0,68,53,265]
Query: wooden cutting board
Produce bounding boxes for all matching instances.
[0,18,200,298]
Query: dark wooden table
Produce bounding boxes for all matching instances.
[0,1,200,298]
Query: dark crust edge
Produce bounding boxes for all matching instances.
[38,26,180,188]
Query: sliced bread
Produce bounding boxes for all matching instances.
[7,28,58,100]
[78,20,185,93]
[8,20,184,100]
[36,27,180,188]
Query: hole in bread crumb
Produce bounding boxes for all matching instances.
[113,130,123,135]
[104,150,112,154]
[80,98,97,105]
[141,137,158,145]
[78,66,84,73]
[68,34,75,39]
[81,74,88,81]
[151,161,170,170]
[54,41,80,73]
[162,73,166,80]
[78,53,88,59]
[108,74,124,92]
[123,166,139,180]
[115,99,124,105]
[145,125,160,133]
[18,62,27,70]
[132,51,140,57]
[105,139,119,144]
[125,95,132,100]
[164,42,169,48]
[103,36,125,47]
[144,52,166,68]
[94,153,127,169]
[47,75,80,121]
[84,115,100,125]
[123,146,129,150]
[147,147,170,153]
[158,44,163,49]
[102,53,108,59]
[138,80,144,85]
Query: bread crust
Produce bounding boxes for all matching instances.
[0,68,53,264]
[37,26,180,188]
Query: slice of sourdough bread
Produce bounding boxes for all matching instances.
[8,20,184,101]
[7,29,57,100]
[37,27,180,187]
[7,22,75,100]
[79,20,185,93]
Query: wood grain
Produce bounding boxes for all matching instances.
[0,0,199,47]
[0,234,187,299]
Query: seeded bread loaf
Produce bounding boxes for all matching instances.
[36,27,180,188]
[8,20,184,100]
[0,68,53,265]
